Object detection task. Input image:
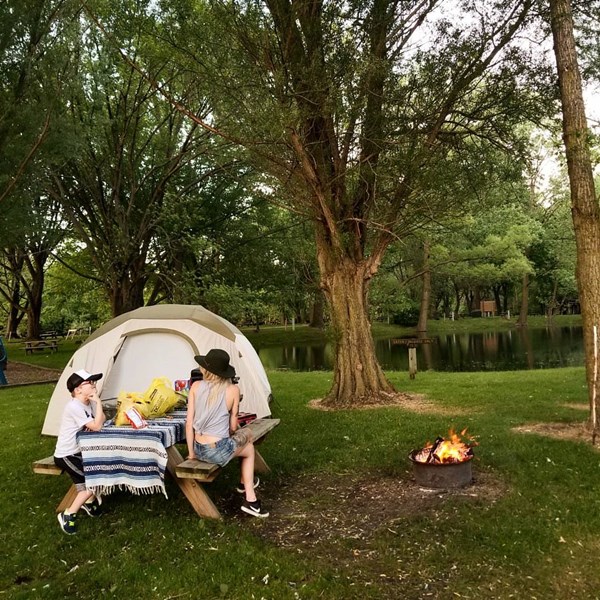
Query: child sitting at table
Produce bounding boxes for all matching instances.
[53,369,106,534]
[186,349,269,518]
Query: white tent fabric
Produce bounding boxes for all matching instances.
[42,305,272,436]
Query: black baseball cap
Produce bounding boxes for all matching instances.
[67,369,103,392]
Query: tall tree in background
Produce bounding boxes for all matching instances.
[49,2,220,316]
[0,0,75,204]
[154,0,552,406]
[549,0,600,435]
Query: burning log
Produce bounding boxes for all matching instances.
[409,428,478,489]
[413,428,477,464]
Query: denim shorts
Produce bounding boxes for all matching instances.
[194,437,236,467]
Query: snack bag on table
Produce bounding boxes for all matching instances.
[143,376,179,418]
[115,391,151,426]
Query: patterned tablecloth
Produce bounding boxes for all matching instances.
[78,409,186,498]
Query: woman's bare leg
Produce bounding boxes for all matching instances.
[235,442,256,502]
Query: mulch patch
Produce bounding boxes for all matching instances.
[513,421,599,447]
[309,392,470,415]
[1,361,61,386]
[218,469,507,581]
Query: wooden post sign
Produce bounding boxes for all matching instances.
[391,338,435,380]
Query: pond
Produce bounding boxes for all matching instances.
[255,326,585,372]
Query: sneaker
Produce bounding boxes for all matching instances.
[81,499,102,517]
[57,511,77,535]
[241,499,269,518]
[236,476,260,494]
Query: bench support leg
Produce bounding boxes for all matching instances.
[253,449,271,474]
[56,484,78,513]
[166,447,222,520]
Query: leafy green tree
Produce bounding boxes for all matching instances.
[153,0,555,406]
[548,0,600,432]
[0,192,65,338]
[0,0,77,204]
[47,0,222,316]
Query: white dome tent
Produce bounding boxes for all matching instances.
[42,304,272,436]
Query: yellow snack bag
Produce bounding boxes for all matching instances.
[115,391,151,426]
[143,376,179,418]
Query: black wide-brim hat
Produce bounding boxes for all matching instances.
[194,348,236,379]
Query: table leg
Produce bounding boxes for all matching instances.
[56,484,78,513]
[166,446,222,520]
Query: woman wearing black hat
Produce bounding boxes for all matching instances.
[185,349,268,518]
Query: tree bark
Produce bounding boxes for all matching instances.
[516,273,529,327]
[417,240,431,333]
[549,0,600,433]
[320,258,394,407]
[25,252,46,339]
[309,289,325,329]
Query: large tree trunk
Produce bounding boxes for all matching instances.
[5,270,24,338]
[108,269,147,317]
[417,240,431,333]
[550,0,600,433]
[320,258,394,407]
[516,273,529,327]
[309,289,325,329]
[25,253,45,339]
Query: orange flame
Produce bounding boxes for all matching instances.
[413,428,477,464]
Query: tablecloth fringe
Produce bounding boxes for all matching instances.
[88,483,168,500]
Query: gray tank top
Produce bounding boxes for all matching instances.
[192,381,230,439]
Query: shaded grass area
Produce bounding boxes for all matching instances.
[2,367,600,598]
[2,339,83,371]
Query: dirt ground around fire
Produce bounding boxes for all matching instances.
[221,469,507,586]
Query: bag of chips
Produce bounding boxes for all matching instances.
[125,406,147,429]
[143,376,179,418]
[115,391,150,426]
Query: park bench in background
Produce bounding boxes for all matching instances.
[24,340,59,354]
[65,327,92,339]
[40,331,58,340]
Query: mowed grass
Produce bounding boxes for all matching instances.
[1,366,599,599]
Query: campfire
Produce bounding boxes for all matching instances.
[412,428,477,464]
[409,428,478,489]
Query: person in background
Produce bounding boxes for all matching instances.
[186,349,268,518]
[54,369,106,534]
[0,335,7,385]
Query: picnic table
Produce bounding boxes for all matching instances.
[40,331,58,340]
[65,327,92,339]
[24,339,59,354]
[32,410,280,519]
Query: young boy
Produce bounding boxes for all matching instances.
[53,369,106,534]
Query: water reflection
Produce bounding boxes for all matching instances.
[256,326,585,372]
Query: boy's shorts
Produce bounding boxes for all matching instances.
[54,454,87,492]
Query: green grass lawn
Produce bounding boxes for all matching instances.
[1,364,598,599]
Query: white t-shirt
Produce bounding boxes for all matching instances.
[54,398,95,458]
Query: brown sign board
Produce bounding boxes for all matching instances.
[391,338,435,346]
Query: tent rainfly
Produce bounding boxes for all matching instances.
[42,304,272,436]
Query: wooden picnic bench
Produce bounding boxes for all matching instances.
[170,417,280,519]
[40,331,58,340]
[24,340,59,354]
[32,416,280,520]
